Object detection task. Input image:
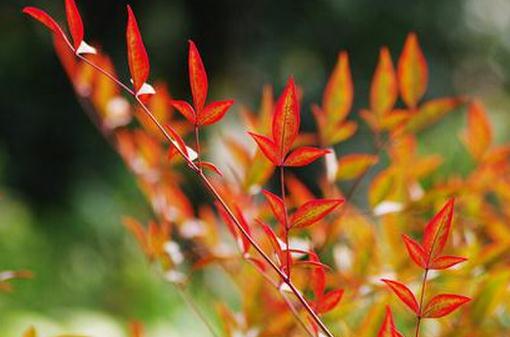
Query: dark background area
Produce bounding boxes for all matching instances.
[1,0,509,335]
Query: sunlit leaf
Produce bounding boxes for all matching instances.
[284,146,330,167]
[371,47,397,116]
[126,5,150,94]
[461,100,492,160]
[323,51,353,123]
[198,99,234,126]
[272,77,300,161]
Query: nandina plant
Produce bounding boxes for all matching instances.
[20,1,510,336]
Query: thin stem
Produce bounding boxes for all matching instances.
[415,268,429,337]
[73,53,335,337]
[173,283,221,337]
[194,124,202,170]
[280,165,291,280]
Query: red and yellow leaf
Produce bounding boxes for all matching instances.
[248,132,279,165]
[402,234,427,269]
[272,77,300,160]
[381,279,419,314]
[422,294,471,318]
[429,255,467,270]
[423,198,455,260]
[461,100,492,160]
[262,190,286,226]
[290,198,344,228]
[188,40,208,112]
[323,51,353,123]
[284,146,330,167]
[336,154,378,181]
[198,99,234,126]
[371,47,397,115]
[397,33,428,109]
[126,5,150,93]
[65,0,83,49]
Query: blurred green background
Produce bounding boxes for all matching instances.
[1,0,510,336]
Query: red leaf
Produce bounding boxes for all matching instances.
[64,0,83,49]
[381,279,419,314]
[283,147,330,167]
[429,256,467,270]
[262,190,286,227]
[170,100,196,123]
[402,234,427,269]
[126,5,150,94]
[397,32,428,109]
[422,294,470,318]
[22,7,68,43]
[197,161,223,177]
[272,77,300,161]
[310,251,326,298]
[198,100,234,126]
[188,40,208,112]
[248,132,279,165]
[377,307,404,337]
[290,198,344,228]
[316,289,344,314]
[423,198,455,261]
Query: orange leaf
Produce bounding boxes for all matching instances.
[381,279,419,314]
[170,100,196,123]
[422,294,471,318]
[290,198,344,228]
[371,47,397,115]
[397,33,428,109]
[65,0,83,49]
[248,132,279,165]
[461,100,492,160]
[423,198,455,261]
[377,307,404,337]
[198,99,234,126]
[262,190,286,227]
[429,256,467,270]
[402,234,427,269]
[284,146,330,167]
[336,154,378,181]
[126,5,150,93]
[316,289,344,314]
[188,40,208,112]
[323,51,353,123]
[404,97,464,133]
[23,7,68,43]
[272,77,300,161]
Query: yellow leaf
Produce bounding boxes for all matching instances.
[323,51,353,124]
